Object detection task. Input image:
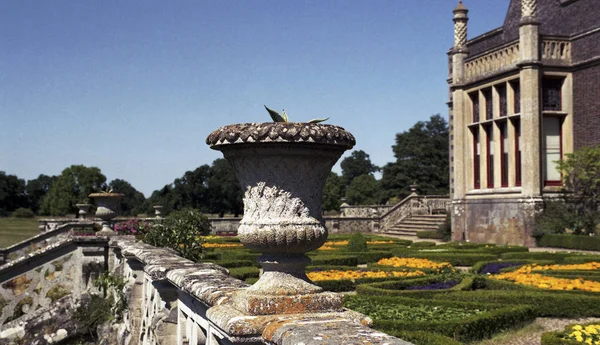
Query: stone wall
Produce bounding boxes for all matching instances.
[451,198,541,247]
[573,62,600,149]
[340,205,392,218]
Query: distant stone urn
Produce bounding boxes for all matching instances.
[207,122,355,315]
[89,192,123,236]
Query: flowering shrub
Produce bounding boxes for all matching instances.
[491,262,600,292]
[377,257,454,272]
[114,218,152,236]
[563,324,600,344]
[307,269,426,282]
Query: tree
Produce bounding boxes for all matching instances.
[322,172,345,212]
[380,114,449,201]
[556,144,600,234]
[206,159,243,217]
[26,174,56,214]
[109,179,146,216]
[340,150,378,187]
[40,165,107,216]
[345,174,379,205]
[0,172,27,216]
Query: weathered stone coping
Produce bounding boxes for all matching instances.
[111,239,413,344]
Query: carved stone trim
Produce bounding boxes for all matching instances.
[206,123,356,149]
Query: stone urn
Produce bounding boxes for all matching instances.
[207,122,355,315]
[153,205,164,218]
[89,192,123,236]
[75,203,92,219]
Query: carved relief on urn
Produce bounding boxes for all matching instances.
[207,122,355,315]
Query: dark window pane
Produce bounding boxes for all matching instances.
[543,78,563,111]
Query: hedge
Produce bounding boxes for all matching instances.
[316,274,431,292]
[310,251,393,265]
[207,259,255,269]
[563,255,600,264]
[227,266,260,280]
[354,275,471,297]
[538,234,600,251]
[309,255,359,267]
[500,252,574,262]
[430,290,600,317]
[416,231,444,240]
[470,259,555,274]
[388,330,464,345]
[391,250,498,266]
[541,270,600,282]
[409,241,438,248]
[345,295,535,343]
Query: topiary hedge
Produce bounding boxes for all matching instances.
[227,266,260,280]
[309,255,359,267]
[500,252,574,263]
[538,234,600,251]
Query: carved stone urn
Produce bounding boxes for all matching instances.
[89,192,123,236]
[75,203,92,219]
[207,122,355,315]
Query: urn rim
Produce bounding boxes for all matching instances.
[88,192,124,198]
[206,122,356,150]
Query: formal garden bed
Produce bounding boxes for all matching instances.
[196,233,600,345]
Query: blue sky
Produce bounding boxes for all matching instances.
[0,1,510,196]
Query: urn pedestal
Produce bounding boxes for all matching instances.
[89,193,123,236]
[207,122,355,315]
[75,203,92,219]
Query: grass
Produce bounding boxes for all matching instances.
[0,217,40,248]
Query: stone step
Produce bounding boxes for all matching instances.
[383,229,418,237]
[400,219,445,226]
[392,222,440,229]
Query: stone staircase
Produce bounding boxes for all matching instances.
[384,214,447,237]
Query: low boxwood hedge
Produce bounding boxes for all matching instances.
[388,330,464,345]
[391,250,498,266]
[430,290,600,317]
[416,231,444,240]
[356,274,473,298]
[309,255,359,267]
[227,266,259,280]
[409,241,438,248]
[500,252,574,262]
[538,234,600,251]
[310,251,393,265]
[541,270,600,282]
[563,255,600,264]
[345,295,535,343]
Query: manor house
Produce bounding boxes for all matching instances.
[448,0,600,245]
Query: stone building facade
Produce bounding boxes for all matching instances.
[448,0,600,246]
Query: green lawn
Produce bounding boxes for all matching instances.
[0,218,40,248]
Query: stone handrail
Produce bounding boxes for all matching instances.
[541,39,571,63]
[380,194,419,231]
[379,194,450,232]
[0,236,109,328]
[465,41,520,81]
[0,221,96,265]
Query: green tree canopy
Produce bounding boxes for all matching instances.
[206,159,243,217]
[322,172,345,212]
[40,165,107,216]
[340,150,379,187]
[556,144,600,234]
[345,174,379,205]
[147,159,243,217]
[109,179,146,216]
[380,114,449,201]
[0,172,27,215]
[26,174,56,214]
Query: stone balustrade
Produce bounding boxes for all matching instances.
[465,42,520,82]
[541,39,571,63]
